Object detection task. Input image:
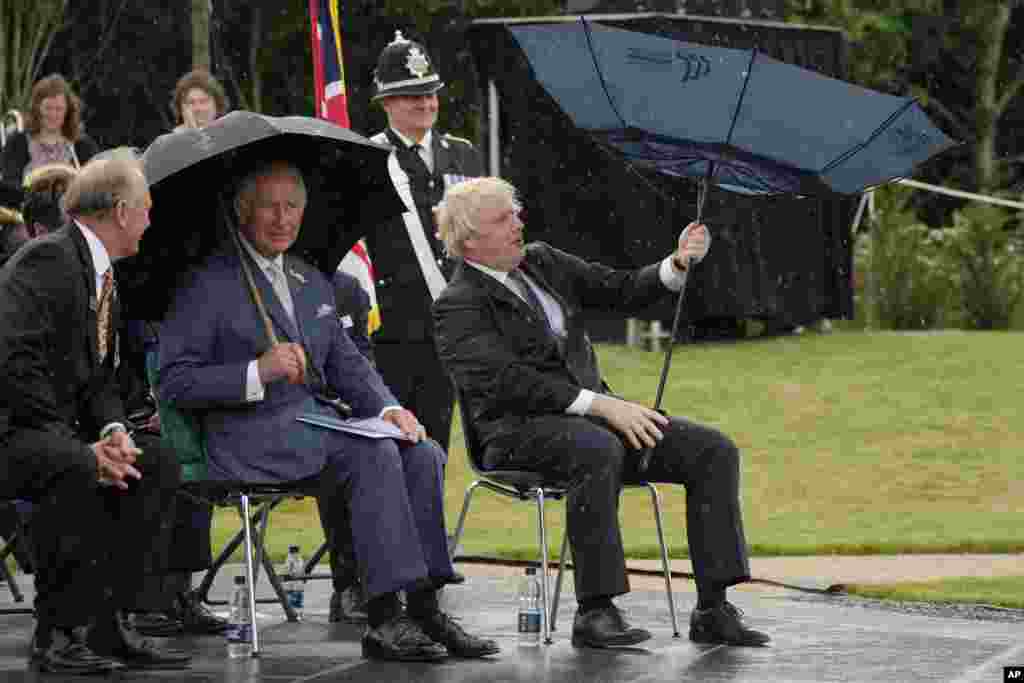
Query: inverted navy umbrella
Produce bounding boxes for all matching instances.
[117,111,403,321]
[508,18,957,470]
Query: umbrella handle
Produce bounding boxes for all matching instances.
[224,199,280,348]
[638,172,709,474]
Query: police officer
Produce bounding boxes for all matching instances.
[366,31,483,456]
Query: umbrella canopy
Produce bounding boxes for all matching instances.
[118,111,403,320]
[508,19,957,197]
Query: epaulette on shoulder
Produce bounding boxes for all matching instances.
[442,133,474,146]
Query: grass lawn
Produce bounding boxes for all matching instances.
[213,330,1023,565]
[844,575,1024,609]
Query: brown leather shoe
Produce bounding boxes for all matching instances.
[413,610,500,658]
[571,606,652,648]
[689,602,770,647]
[361,614,448,662]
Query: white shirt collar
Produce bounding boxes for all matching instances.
[236,231,284,274]
[389,127,432,151]
[465,258,511,285]
[74,220,111,292]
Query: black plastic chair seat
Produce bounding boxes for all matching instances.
[474,468,570,497]
[180,479,318,506]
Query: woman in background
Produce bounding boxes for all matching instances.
[0,75,98,185]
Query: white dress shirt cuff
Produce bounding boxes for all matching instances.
[379,405,403,418]
[245,361,265,402]
[660,256,687,292]
[567,389,596,416]
[99,422,128,439]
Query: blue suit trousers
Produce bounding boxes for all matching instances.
[317,432,454,600]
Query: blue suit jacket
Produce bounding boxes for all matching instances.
[157,242,397,482]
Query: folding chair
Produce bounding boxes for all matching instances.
[182,479,322,657]
[147,353,332,656]
[448,391,680,644]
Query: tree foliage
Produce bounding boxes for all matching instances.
[787,0,1024,194]
[0,0,68,114]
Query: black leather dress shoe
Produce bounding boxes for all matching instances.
[89,612,192,670]
[689,602,770,647]
[361,614,448,662]
[31,625,125,675]
[571,606,652,648]
[329,585,368,624]
[413,610,500,658]
[177,590,230,635]
[131,611,184,637]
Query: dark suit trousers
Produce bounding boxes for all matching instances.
[375,341,454,452]
[0,429,179,628]
[315,432,456,600]
[501,414,751,601]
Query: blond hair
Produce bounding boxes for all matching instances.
[435,177,519,258]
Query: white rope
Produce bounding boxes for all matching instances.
[896,178,1024,210]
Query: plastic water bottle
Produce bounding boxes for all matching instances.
[283,545,305,619]
[517,566,542,647]
[226,575,253,659]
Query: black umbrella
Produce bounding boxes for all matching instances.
[118,111,403,321]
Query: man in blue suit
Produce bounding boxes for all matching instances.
[158,161,498,662]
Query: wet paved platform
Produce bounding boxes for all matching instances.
[2,565,1021,682]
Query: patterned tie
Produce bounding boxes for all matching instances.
[267,262,296,323]
[508,269,551,328]
[96,268,114,362]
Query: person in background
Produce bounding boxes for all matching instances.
[171,69,230,131]
[365,31,483,457]
[1,75,98,187]
[0,206,27,268]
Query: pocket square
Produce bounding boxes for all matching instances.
[317,304,335,319]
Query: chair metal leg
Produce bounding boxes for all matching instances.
[534,488,552,645]
[646,483,679,637]
[196,496,286,604]
[303,540,329,575]
[448,481,481,561]
[550,528,570,632]
[239,494,261,657]
[0,538,23,604]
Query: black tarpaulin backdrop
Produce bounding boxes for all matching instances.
[468,14,857,331]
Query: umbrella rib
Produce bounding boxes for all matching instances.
[724,47,759,147]
[819,98,918,175]
[580,16,630,132]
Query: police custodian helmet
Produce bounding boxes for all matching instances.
[372,31,445,101]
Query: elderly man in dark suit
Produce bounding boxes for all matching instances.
[0,149,191,674]
[157,160,498,662]
[433,177,771,649]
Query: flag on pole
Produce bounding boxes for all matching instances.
[338,240,381,334]
[309,0,350,127]
[309,0,381,334]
